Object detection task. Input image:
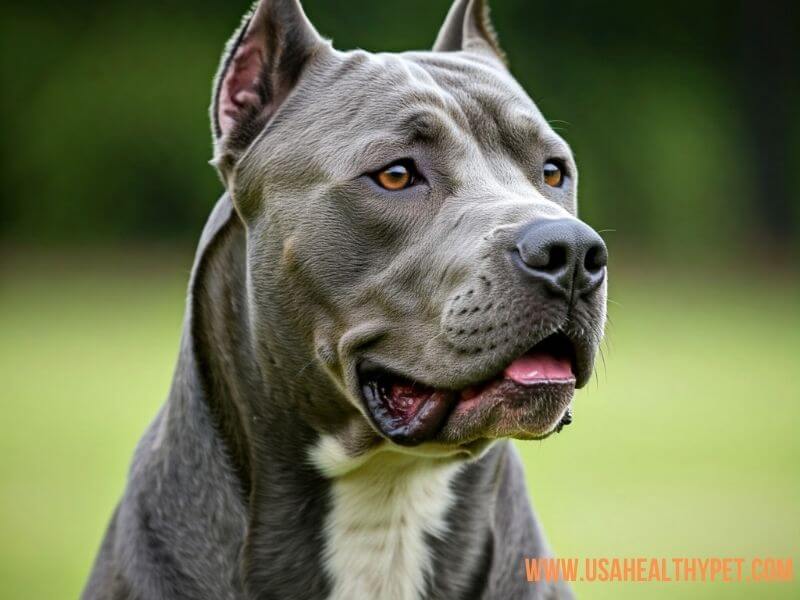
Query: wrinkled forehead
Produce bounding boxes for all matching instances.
[401,51,552,139]
[241,50,570,185]
[338,50,554,145]
[258,49,567,173]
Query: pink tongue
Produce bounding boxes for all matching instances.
[504,352,574,384]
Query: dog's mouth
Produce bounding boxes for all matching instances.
[359,333,580,447]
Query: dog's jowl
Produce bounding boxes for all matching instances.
[83,1,607,598]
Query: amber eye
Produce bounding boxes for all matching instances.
[543,161,564,188]
[374,161,416,191]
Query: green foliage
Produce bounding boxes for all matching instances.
[2,1,797,254]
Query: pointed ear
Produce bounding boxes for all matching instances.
[210,0,324,175]
[432,0,506,65]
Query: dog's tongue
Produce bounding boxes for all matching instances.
[503,352,574,384]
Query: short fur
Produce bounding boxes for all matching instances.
[84,1,605,598]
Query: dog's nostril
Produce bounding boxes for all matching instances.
[584,244,606,274]
[545,244,568,272]
[517,242,569,273]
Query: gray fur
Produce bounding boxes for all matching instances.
[84,1,605,598]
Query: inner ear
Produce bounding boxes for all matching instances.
[210,0,324,153]
[218,33,266,136]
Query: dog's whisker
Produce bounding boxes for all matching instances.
[294,358,317,378]
[599,346,608,381]
[427,330,447,345]
[601,333,613,353]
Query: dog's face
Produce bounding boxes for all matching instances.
[212,0,607,454]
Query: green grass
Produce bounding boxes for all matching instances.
[1,250,797,599]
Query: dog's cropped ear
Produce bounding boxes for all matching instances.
[432,0,506,65]
[211,0,324,180]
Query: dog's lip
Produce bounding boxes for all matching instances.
[359,373,453,447]
[358,332,582,446]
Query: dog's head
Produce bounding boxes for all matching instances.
[210,0,607,455]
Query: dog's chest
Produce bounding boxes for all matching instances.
[313,437,460,600]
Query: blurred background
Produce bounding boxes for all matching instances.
[1,1,797,598]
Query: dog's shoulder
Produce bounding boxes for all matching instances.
[485,443,574,599]
[83,394,248,600]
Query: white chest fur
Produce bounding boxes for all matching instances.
[312,436,461,600]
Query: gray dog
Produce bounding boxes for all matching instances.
[84,0,607,598]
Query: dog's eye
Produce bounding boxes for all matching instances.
[373,160,418,191]
[543,160,564,188]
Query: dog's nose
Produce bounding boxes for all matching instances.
[513,218,607,298]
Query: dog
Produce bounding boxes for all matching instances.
[83,1,607,598]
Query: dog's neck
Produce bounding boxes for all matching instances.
[169,196,502,598]
[184,196,330,595]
